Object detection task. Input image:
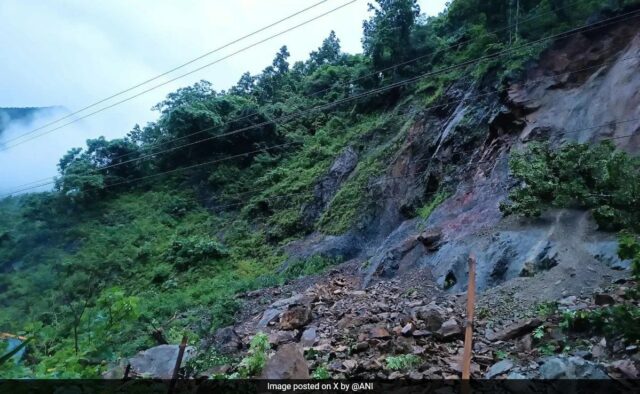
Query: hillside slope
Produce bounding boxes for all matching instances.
[1,0,639,380]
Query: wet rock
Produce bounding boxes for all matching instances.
[261,343,309,379]
[129,345,195,379]
[213,326,242,354]
[300,327,318,347]
[412,330,431,338]
[485,359,514,379]
[610,359,639,379]
[279,304,312,330]
[559,296,577,306]
[354,342,369,353]
[516,334,533,353]
[594,293,615,306]
[268,330,297,346]
[303,147,358,222]
[437,318,462,340]
[539,356,608,379]
[413,304,446,331]
[258,309,281,328]
[486,318,542,341]
[417,229,443,251]
[408,371,424,379]
[342,359,357,372]
[401,323,415,336]
[506,371,527,379]
[369,327,391,340]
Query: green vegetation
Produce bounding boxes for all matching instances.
[2,0,638,378]
[234,332,270,378]
[504,141,640,343]
[385,354,422,371]
[417,190,449,220]
[500,141,640,231]
[312,364,331,379]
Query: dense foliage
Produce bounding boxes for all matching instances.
[2,0,638,378]
[503,141,640,342]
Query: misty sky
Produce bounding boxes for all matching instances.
[0,0,448,194]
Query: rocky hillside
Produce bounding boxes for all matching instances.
[1,0,639,381]
[185,10,640,381]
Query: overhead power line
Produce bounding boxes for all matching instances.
[0,0,359,150]
[3,8,639,196]
[0,0,588,151]
[1,0,330,146]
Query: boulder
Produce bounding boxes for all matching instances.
[539,356,608,379]
[300,327,318,347]
[594,293,615,306]
[437,318,462,340]
[129,345,195,379]
[279,304,312,330]
[368,327,391,340]
[268,330,297,346]
[486,318,541,341]
[258,308,281,328]
[401,322,415,336]
[213,326,241,354]
[413,304,446,332]
[485,359,514,379]
[417,229,443,251]
[261,343,309,379]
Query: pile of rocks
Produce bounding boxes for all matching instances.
[204,270,639,380]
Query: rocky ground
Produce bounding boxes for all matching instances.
[177,256,639,381]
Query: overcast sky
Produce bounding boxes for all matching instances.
[0,0,448,194]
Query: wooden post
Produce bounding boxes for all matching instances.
[122,363,131,381]
[461,254,476,381]
[168,335,188,394]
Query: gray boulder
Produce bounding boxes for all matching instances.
[261,343,309,379]
[539,356,609,379]
[129,344,195,379]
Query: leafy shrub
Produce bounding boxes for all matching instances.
[385,354,421,371]
[312,364,330,379]
[236,332,270,378]
[500,141,640,232]
[164,236,228,271]
[281,255,340,281]
[417,190,449,220]
[210,298,241,331]
[561,305,640,341]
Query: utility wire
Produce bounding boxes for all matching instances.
[6,50,633,196]
[208,130,640,213]
[37,0,593,165]
[0,0,331,146]
[3,9,640,196]
[67,8,640,170]
[4,46,640,196]
[0,0,359,150]
[0,0,594,151]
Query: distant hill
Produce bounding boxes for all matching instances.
[0,106,66,136]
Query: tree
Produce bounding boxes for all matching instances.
[230,72,256,96]
[152,80,217,115]
[362,0,420,68]
[309,30,342,68]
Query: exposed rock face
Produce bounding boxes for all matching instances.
[302,147,358,223]
[129,345,195,379]
[261,343,309,379]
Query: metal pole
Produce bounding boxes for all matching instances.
[168,335,188,394]
[461,254,476,381]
